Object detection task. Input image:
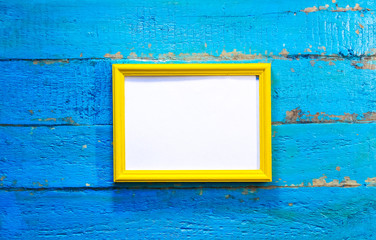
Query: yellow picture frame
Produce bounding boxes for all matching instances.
[113,63,271,182]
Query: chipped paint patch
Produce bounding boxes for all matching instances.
[301,6,318,13]
[61,117,79,126]
[178,53,214,61]
[362,112,376,121]
[300,3,366,14]
[365,49,376,55]
[127,52,138,59]
[332,4,364,12]
[365,177,376,186]
[285,108,302,123]
[29,110,34,115]
[104,52,123,59]
[280,107,376,124]
[319,5,329,10]
[219,49,265,60]
[318,46,327,55]
[304,48,312,53]
[82,145,87,150]
[336,166,341,171]
[37,118,56,122]
[351,60,376,70]
[198,188,203,195]
[32,181,48,187]
[158,52,176,60]
[312,176,360,187]
[301,5,328,13]
[155,50,268,61]
[341,177,362,187]
[33,117,79,125]
[33,59,69,65]
[112,48,369,62]
[279,48,289,57]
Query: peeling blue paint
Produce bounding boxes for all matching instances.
[1,0,376,238]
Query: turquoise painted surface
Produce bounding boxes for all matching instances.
[1,123,376,188]
[1,0,376,59]
[2,58,376,125]
[2,188,376,239]
[1,0,376,239]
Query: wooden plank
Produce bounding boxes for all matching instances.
[1,123,375,188]
[1,58,376,125]
[1,0,375,59]
[0,125,112,188]
[0,60,113,125]
[1,187,376,238]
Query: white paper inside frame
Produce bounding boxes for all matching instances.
[124,75,260,170]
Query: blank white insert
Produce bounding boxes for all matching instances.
[124,75,259,170]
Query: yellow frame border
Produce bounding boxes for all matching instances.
[113,63,271,182]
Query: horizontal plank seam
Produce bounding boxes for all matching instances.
[0,124,94,127]
[2,121,376,127]
[272,121,376,125]
[0,54,375,62]
[0,184,368,192]
[165,9,372,17]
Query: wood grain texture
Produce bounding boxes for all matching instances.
[1,0,376,238]
[1,58,376,125]
[1,188,376,239]
[1,0,376,59]
[1,123,375,188]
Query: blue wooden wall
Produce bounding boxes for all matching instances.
[1,0,376,238]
